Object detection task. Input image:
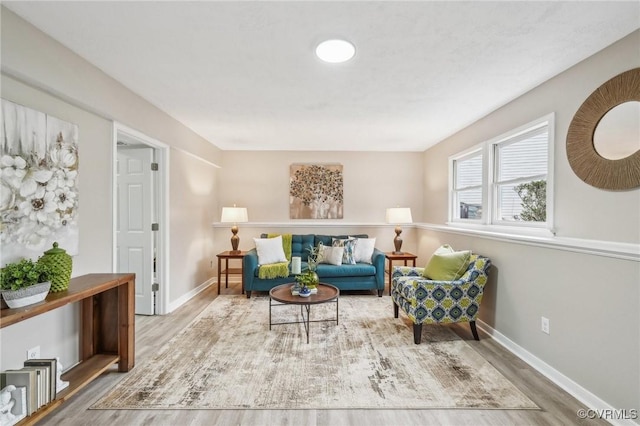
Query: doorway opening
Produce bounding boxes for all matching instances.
[113,123,169,315]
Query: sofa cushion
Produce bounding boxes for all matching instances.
[318,245,344,265]
[253,236,287,265]
[266,233,292,260]
[352,237,376,264]
[423,244,471,280]
[316,263,376,278]
[332,238,357,264]
[315,234,367,248]
[262,233,315,261]
[292,234,315,261]
[315,235,336,247]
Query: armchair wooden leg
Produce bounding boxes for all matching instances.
[246,291,251,299]
[377,289,383,297]
[470,321,479,341]
[393,302,399,318]
[413,323,423,344]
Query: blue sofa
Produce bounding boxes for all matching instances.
[243,234,385,298]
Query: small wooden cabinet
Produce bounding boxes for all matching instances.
[0,273,135,425]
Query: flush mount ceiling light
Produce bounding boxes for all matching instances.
[315,39,356,63]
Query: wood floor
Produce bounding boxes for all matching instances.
[41,281,603,426]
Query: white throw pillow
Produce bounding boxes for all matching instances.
[353,237,376,264]
[253,236,287,265]
[318,245,344,266]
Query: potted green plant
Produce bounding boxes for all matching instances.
[295,244,321,290]
[0,258,53,309]
[295,270,319,288]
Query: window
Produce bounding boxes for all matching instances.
[452,150,484,220]
[449,114,554,231]
[493,124,548,224]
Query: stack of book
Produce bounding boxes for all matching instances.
[0,358,58,419]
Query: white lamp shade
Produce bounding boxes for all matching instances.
[386,207,412,224]
[221,207,248,223]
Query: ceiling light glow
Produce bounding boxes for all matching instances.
[315,39,355,63]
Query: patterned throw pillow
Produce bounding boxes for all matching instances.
[332,238,357,264]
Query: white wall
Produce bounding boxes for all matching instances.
[0,74,111,372]
[421,30,640,418]
[212,151,423,259]
[423,31,640,244]
[169,149,219,302]
[1,8,221,371]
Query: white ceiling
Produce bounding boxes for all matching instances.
[4,1,639,152]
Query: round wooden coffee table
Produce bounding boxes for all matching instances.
[269,283,339,343]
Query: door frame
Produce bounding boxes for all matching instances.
[112,122,170,315]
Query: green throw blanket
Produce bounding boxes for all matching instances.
[258,234,292,279]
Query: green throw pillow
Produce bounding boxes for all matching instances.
[423,245,471,280]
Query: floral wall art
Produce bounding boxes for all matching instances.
[289,164,343,219]
[1,99,79,265]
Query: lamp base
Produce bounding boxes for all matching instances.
[229,250,242,255]
[393,226,403,255]
[230,225,240,252]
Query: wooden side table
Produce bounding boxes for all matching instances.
[217,251,246,294]
[385,252,418,295]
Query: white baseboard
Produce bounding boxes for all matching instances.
[167,277,215,313]
[477,320,639,426]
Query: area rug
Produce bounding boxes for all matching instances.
[91,295,539,410]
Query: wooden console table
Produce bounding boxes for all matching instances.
[0,273,135,425]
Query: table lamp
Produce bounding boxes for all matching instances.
[386,207,412,254]
[221,205,248,254]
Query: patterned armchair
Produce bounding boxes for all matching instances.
[391,254,491,344]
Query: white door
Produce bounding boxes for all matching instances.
[117,147,155,315]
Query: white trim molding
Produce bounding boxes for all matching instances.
[170,145,221,169]
[213,221,639,261]
[478,320,639,426]
[212,221,392,229]
[418,223,639,262]
[112,122,171,315]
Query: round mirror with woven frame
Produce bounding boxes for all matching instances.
[566,67,640,190]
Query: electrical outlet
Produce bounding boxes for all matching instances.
[27,345,40,359]
[541,317,550,334]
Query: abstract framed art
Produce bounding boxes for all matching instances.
[289,164,343,219]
